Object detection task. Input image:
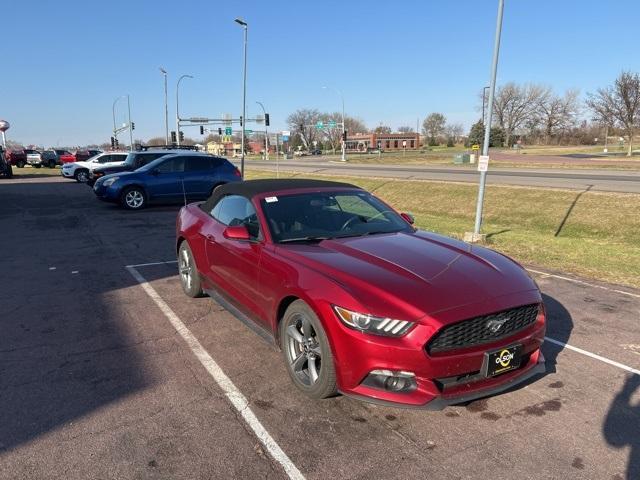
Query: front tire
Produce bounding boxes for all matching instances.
[280,300,337,399]
[120,186,146,210]
[16,161,24,168]
[34,164,42,169]
[75,169,89,183]
[48,160,56,168]
[178,242,204,298]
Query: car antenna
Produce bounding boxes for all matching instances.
[181,177,187,206]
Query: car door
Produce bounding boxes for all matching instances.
[202,195,267,325]
[182,156,212,199]
[144,156,185,203]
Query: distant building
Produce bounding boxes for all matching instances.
[345,132,420,152]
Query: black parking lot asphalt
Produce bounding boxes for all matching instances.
[1,176,639,480]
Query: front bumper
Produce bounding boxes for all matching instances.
[93,182,120,203]
[61,168,74,178]
[319,291,546,408]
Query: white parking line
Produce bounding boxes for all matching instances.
[126,266,305,480]
[528,268,640,299]
[544,337,640,376]
[125,260,178,268]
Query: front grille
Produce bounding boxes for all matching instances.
[427,304,539,353]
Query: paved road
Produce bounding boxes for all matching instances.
[1,177,639,479]
[236,159,640,193]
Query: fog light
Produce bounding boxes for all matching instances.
[362,369,417,393]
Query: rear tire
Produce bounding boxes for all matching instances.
[120,186,146,210]
[75,169,89,183]
[279,300,337,399]
[16,161,24,168]
[34,164,41,169]
[48,160,56,168]
[178,242,204,298]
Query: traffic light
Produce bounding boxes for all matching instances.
[171,131,176,143]
[218,127,223,135]
[131,122,135,130]
[264,113,270,126]
[110,136,115,148]
[200,125,204,135]
[179,131,184,142]
[343,130,348,141]
[239,116,243,126]
[115,138,119,147]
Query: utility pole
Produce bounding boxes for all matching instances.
[470,0,504,241]
[112,95,126,147]
[235,18,248,178]
[160,67,169,145]
[176,74,194,147]
[481,85,490,124]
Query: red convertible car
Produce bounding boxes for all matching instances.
[176,179,546,408]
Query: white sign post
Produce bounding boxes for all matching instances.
[478,155,490,172]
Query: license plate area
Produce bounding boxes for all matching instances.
[481,344,523,377]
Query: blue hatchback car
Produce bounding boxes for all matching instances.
[93,153,241,209]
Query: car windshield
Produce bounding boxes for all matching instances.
[261,190,412,243]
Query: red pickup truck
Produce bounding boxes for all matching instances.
[55,149,76,164]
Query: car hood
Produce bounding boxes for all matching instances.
[276,230,538,320]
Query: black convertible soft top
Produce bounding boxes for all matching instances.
[200,178,360,212]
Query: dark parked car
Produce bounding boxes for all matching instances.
[75,149,102,162]
[41,150,60,168]
[93,153,241,209]
[310,148,322,155]
[87,149,180,186]
[5,148,27,168]
[175,179,546,408]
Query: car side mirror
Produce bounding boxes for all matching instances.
[400,212,415,225]
[223,225,250,240]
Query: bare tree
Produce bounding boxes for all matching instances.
[146,137,166,146]
[587,71,640,156]
[422,113,446,143]
[492,83,549,147]
[319,114,367,153]
[374,124,392,134]
[397,126,415,133]
[444,123,464,143]
[538,89,580,144]
[287,108,322,150]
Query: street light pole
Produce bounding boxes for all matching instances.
[235,18,248,178]
[127,94,133,151]
[256,101,268,161]
[472,0,504,238]
[323,86,346,161]
[176,74,194,147]
[160,67,169,145]
[481,85,490,124]
[112,95,126,146]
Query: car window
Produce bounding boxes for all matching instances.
[212,195,260,239]
[98,155,112,163]
[156,156,185,173]
[184,156,211,172]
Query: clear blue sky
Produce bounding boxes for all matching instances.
[3,0,640,147]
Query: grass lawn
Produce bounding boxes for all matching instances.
[9,166,61,177]
[246,169,640,290]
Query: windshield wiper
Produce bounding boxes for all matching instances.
[278,236,331,244]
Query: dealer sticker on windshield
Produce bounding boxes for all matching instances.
[481,344,523,377]
[265,196,278,203]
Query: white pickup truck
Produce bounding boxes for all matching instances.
[61,152,128,182]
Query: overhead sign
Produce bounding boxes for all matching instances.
[315,121,324,129]
[225,127,232,135]
[328,120,337,127]
[478,155,490,172]
[282,136,289,142]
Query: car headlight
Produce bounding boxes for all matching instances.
[103,176,119,187]
[333,306,414,337]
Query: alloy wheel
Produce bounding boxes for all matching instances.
[76,171,88,182]
[125,190,144,209]
[179,247,193,292]
[285,314,323,386]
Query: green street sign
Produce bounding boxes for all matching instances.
[315,121,324,129]
[328,120,337,127]
[225,127,232,135]
[245,130,253,134]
